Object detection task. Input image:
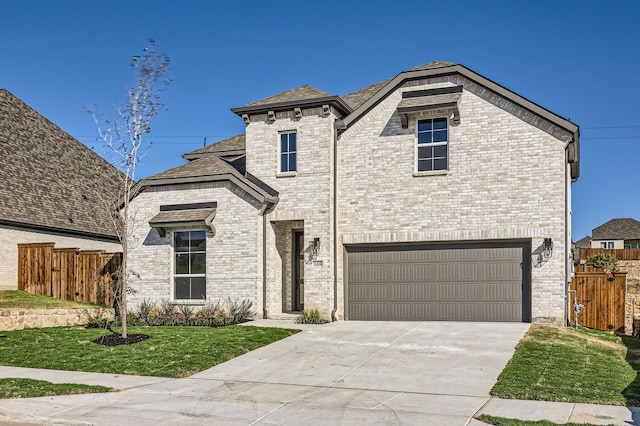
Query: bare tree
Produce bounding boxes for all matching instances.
[91,39,172,337]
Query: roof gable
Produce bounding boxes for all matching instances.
[339,61,580,179]
[242,85,333,108]
[0,89,124,239]
[592,218,640,240]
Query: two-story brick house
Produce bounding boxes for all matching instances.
[127,61,580,324]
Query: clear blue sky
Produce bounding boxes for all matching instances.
[2,0,638,240]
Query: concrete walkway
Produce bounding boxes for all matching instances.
[0,320,637,425]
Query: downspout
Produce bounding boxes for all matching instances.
[332,119,347,322]
[263,211,267,319]
[564,139,573,326]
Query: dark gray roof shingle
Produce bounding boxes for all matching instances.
[341,78,392,111]
[0,89,124,239]
[242,85,333,108]
[183,134,245,159]
[592,218,640,240]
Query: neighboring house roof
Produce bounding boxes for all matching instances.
[574,235,592,248]
[138,154,278,204]
[592,218,640,240]
[0,88,123,240]
[183,134,246,160]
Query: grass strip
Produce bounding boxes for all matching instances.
[492,324,640,406]
[478,414,613,426]
[0,290,105,309]
[0,378,111,399]
[0,325,298,378]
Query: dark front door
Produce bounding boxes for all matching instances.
[293,230,304,311]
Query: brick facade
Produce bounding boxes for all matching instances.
[127,63,577,325]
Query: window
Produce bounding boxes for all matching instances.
[625,242,639,249]
[174,230,206,300]
[417,118,448,172]
[280,131,297,173]
[600,241,614,249]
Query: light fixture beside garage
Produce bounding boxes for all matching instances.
[311,237,320,258]
[543,238,553,258]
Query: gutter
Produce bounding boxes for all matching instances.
[332,119,347,321]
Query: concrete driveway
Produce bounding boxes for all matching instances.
[0,320,529,425]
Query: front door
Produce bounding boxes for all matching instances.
[293,230,304,312]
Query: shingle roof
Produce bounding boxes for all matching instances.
[141,154,278,201]
[574,235,592,248]
[0,89,124,239]
[183,134,245,159]
[243,85,333,108]
[341,78,392,111]
[404,60,458,72]
[592,218,640,240]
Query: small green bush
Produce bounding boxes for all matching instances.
[296,309,327,324]
[585,253,619,272]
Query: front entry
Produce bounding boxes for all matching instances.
[293,230,304,311]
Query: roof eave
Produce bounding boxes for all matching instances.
[231,96,352,117]
[182,149,246,161]
[0,219,120,242]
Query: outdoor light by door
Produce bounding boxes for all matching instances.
[543,238,553,258]
[311,237,320,259]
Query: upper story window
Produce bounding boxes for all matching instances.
[417,118,448,172]
[174,230,206,300]
[600,241,615,249]
[280,131,297,173]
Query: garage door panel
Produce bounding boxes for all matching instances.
[346,242,530,322]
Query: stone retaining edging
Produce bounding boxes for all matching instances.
[0,308,115,331]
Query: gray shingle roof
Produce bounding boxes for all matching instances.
[341,78,393,111]
[574,235,592,248]
[404,60,457,72]
[592,218,640,240]
[183,134,245,159]
[141,154,278,201]
[0,89,124,239]
[243,85,333,108]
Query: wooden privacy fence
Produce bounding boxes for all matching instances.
[570,264,627,333]
[18,243,121,306]
[579,248,640,261]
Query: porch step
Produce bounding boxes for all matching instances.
[267,312,300,321]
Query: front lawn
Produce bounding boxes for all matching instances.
[0,378,112,399]
[0,290,106,309]
[0,325,299,377]
[478,414,609,426]
[492,324,640,406]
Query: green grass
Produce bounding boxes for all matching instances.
[0,378,112,399]
[478,414,613,426]
[0,325,298,377]
[492,324,640,406]
[0,290,106,309]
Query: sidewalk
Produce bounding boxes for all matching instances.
[0,365,638,425]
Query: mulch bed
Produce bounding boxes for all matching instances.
[93,333,150,346]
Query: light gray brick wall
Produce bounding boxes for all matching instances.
[126,181,263,313]
[247,108,336,319]
[337,76,571,324]
[0,225,121,290]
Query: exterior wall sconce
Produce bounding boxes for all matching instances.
[267,110,276,123]
[294,107,302,119]
[543,238,553,258]
[311,237,320,258]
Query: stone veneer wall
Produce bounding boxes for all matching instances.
[622,260,640,334]
[0,308,114,331]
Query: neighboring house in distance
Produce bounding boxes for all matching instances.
[589,218,640,249]
[574,235,592,249]
[127,61,580,325]
[0,89,123,290]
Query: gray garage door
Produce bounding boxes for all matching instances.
[345,242,530,322]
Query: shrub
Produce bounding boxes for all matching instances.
[296,309,327,324]
[585,253,619,272]
[178,304,195,323]
[158,299,176,318]
[227,298,255,324]
[136,298,156,325]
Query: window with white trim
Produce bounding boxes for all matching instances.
[174,230,206,300]
[600,241,615,249]
[417,118,448,172]
[279,131,297,173]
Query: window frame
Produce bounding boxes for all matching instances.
[278,130,297,175]
[415,117,449,174]
[173,229,207,301]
